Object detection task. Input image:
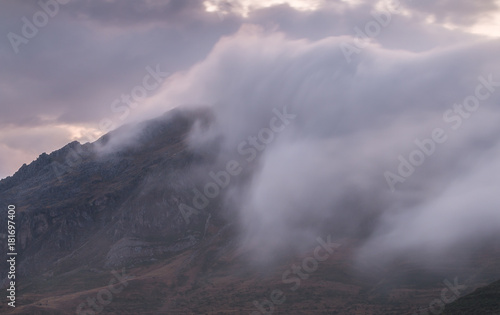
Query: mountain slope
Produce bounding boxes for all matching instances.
[443,280,500,315]
[1,108,500,314]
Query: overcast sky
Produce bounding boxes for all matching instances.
[1,0,499,180]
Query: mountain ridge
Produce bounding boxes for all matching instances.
[1,107,499,314]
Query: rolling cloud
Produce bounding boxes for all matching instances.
[138,23,500,266]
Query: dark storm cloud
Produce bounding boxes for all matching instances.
[0,0,242,178]
[0,0,240,125]
[1,0,495,179]
[62,0,208,27]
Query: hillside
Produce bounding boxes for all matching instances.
[443,280,500,315]
[1,108,500,314]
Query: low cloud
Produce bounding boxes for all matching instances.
[2,0,500,272]
[136,24,500,268]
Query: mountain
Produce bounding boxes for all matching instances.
[1,108,499,314]
[443,280,500,315]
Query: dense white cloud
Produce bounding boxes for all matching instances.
[130,23,500,267]
[2,0,500,179]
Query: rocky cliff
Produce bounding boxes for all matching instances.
[0,108,219,282]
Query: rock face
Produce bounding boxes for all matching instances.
[443,280,500,314]
[1,107,499,314]
[0,108,218,282]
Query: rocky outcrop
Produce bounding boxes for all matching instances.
[0,108,218,285]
